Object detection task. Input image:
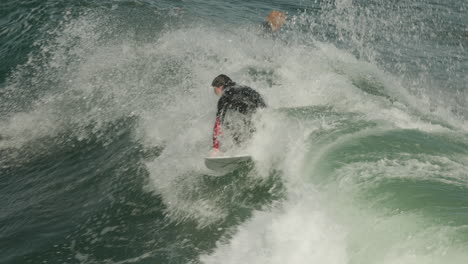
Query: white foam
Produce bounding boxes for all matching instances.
[335,154,468,190]
[200,194,348,264]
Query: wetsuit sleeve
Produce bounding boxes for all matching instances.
[213,95,229,149]
[212,116,221,149]
[216,94,230,124]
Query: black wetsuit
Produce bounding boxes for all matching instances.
[213,84,266,149]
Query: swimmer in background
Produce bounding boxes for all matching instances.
[262,10,286,34]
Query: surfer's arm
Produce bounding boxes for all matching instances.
[213,95,229,151]
[212,116,221,150]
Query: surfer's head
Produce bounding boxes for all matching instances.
[265,10,285,32]
[212,74,234,96]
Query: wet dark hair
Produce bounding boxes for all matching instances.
[211,74,235,88]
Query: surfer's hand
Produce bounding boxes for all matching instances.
[210,148,220,157]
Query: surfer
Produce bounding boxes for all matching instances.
[211,74,266,156]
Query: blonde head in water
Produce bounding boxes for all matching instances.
[265,10,286,32]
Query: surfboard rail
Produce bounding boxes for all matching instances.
[204,155,252,171]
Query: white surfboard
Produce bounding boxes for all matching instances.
[205,155,252,171]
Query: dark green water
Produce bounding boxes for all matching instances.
[1,0,467,263]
